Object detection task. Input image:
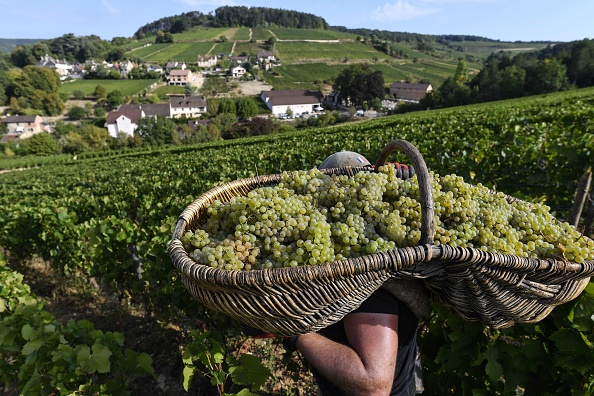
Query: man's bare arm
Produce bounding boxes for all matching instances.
[296,312,399,396]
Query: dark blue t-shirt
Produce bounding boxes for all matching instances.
[314,287,419,395]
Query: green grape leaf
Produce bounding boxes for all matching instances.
[20,369,41,395]
[482,346,503,382]
[137,353,155,377]
[21,324,35,341]
[183,365,195,391]
[77,343,113,374]
[550,329,594,375]
[21,338,43,356]
[89,343,113,373]
[228,353,271,391]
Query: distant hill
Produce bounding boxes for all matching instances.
[0,38,43,53]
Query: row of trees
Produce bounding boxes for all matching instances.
[415,38,594,110]
[133,6,328,39]
[3,65,65,116]
[9,34,129,67]
[213,6,328,29]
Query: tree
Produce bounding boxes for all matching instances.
[163,32,174,43]
[246,117,278,136]
[135,116,178,146]
[43,93,66,116]
[10,46,37,67]
[67,106,86,120]
[58,132,89,154]
[565,39,594,87]
[236,97,259,119]
[22,66,61,93]
[206,98,221,117]
[454,59,469,84]
[218,98,236,115]
[93,85,107,98]
[333,64,384,107]
[106,90,124,108]
[51,120,79,140]
[436,77,472,107]
[525,58,570,95]
[185,85,197,97]
[265,36,277,50]
[72,90,85,100]
[206,124,221,141]
[499,66,526,99]
[211,113,238,136]
[24,133,58,155]
[94,107,107,118]
[81,124,111,150]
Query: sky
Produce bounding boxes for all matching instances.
[0,0,592,43]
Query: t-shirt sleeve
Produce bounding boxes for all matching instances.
[351,287,400,316]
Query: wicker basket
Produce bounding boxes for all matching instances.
[168,140,594,335]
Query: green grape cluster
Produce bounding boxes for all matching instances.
[181,165,594,270]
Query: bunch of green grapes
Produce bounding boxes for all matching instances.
[181,165,594,270]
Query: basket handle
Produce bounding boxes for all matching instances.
[375,140,435,246]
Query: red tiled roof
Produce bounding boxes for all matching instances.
[106,106,143,124]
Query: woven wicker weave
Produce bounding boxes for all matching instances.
[168,140,594,335]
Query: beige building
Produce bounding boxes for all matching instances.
[168,69,196,86]
[1,115,50,138]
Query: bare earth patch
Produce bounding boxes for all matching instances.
[233,80,273,96]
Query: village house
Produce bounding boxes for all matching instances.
[168,69,196,86]
[118,60,136,77]
[105,103,170,137]
[197,55,217,69]
[257,51,276,63]
[37,54,73,80]
[389,82,433,102]
[229,55,248,64]
[105,96,208,135]
[146,64,164,74]
[165,61,187,72]
[260,89,324,117]
[170,95,208,118]
[1,115,51,139]
[230,66,247,78]
[105,105,144,138]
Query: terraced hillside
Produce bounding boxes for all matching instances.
[124,26,486,91]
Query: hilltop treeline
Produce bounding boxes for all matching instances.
[133,11,213,39]
[133,6,328,39]
[214,6,328,29]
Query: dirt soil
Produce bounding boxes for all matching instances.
[233,80,273,96]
